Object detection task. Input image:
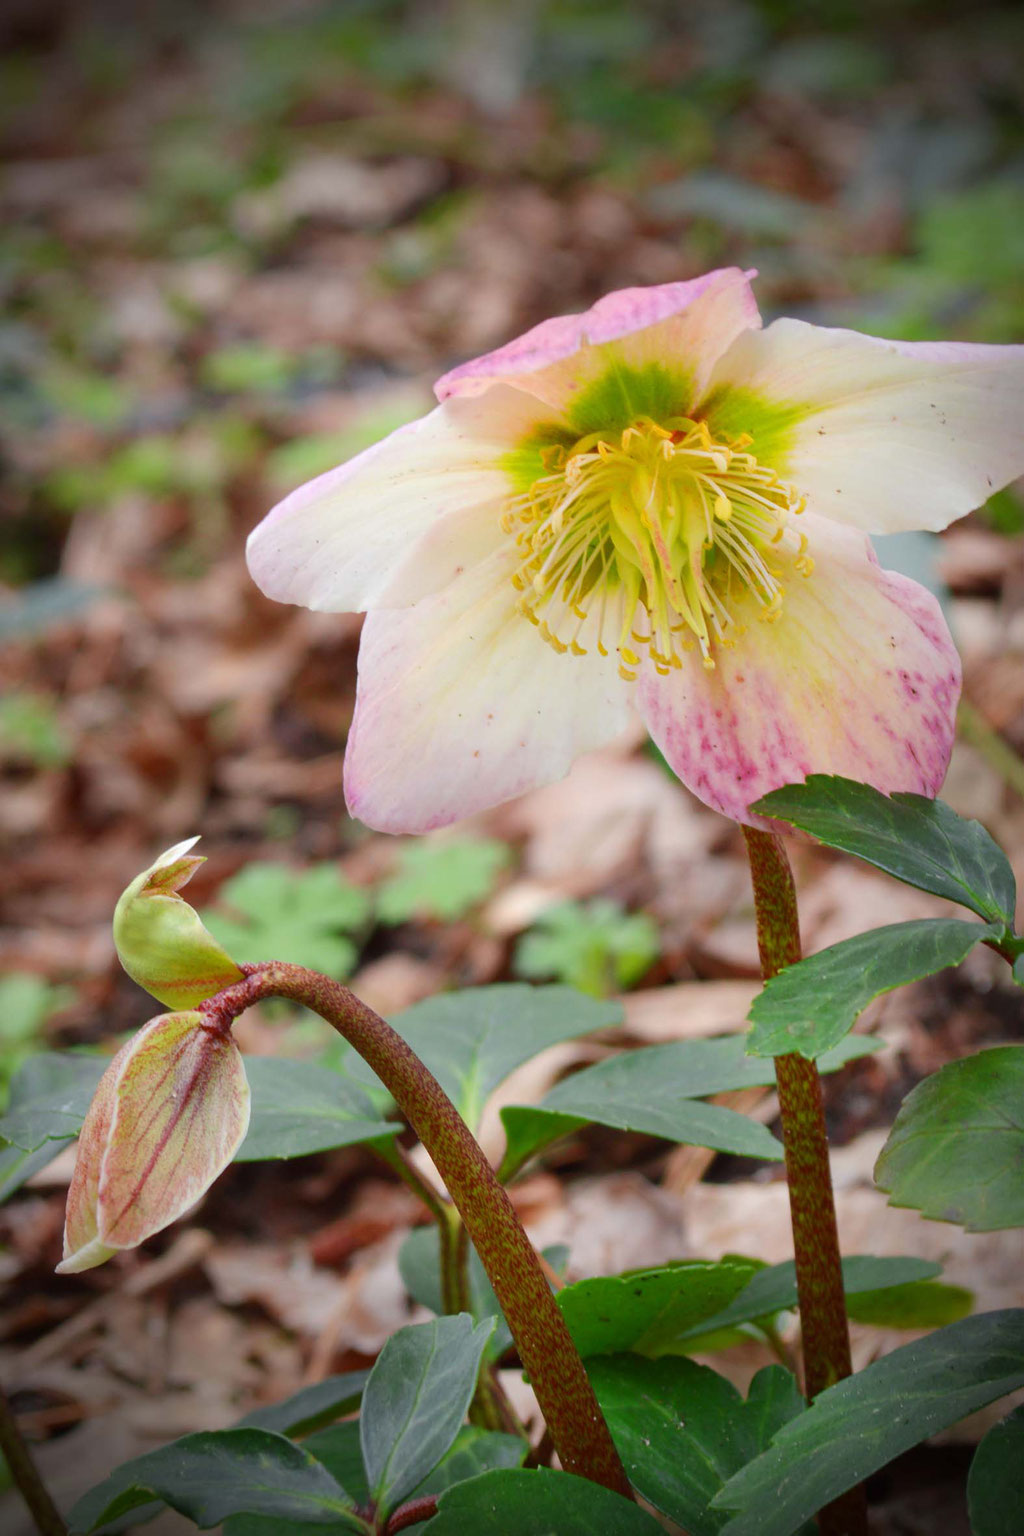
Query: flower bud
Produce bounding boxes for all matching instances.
[58,1010,250,1273]
[114,837,244,1009]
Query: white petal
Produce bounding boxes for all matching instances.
[703,319,1024,533]
[344,551,632,833]
[246,386,553,613]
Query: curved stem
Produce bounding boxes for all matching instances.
[0,1382,67,1536]
[743,829,868,1536]
[200,963,631,1500]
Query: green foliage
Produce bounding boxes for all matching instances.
[591,1358,807,1536]
[713,1310,1024,1536]
[359,1315,494,1521]
[746,918,992,1059]
[0,973,75,1086]
[0,1051,105,1151]
[557,1259,760,1358]
[236,1373,370,1438]
[424,1467,665,1534]
[0,691,72,769]
[968,1404,1024,1536]
[203,863,372,976]
[513,898,660,998]
[875,1047,1024,1232]
[237,1058,394,1161]
[200,342,297,394]
[376,837,511,924]
[752,777,1017,930]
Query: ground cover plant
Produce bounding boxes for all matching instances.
[3,3,1024,1535]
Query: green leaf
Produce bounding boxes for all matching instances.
[376,838,510,923]
[235,1372,370,1437]
[968,1404,1024,1536]
[238,1058,395,1161]
[713,1309,1024,1536]
[398,1226,569,1361]
[203,865,372,978]
[0,1137,70,1204]
[360,1315,494,1521]
[875,1046,1024,1231]
[746,919,990,1059]
[673,1255,942,1343]
[0,973,75,1087]
[845,1280,972,1328]
[513,899,660,997]
[348,985,621,1135]
[422,1468,666,1534]
[0,1052,106,1150]
[69,1428,362,1533]
[752,777,1016,927]
[557,1259,760,1358]
[497,1033,877,1180]
[590,1357,807,1536]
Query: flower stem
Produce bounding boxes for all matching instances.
[743,828,868,1536]
[201,963,632,1500]
[0,1382,67,1536]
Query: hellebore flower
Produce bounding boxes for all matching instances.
[58,1010,250,1273]
[247,269,1024,830]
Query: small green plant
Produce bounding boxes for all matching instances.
[202,863,372,977]
[0,973,74,1090]
[513,899,659,998]
[0,692,72,769]
[376,838,511,924]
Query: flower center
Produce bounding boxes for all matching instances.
[504,416,812,678]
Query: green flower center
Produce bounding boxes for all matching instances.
[504,416,811,677]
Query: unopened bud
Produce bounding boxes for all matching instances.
[58,1010,250,1274]
[114,837,244,1009]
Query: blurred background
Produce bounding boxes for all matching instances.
[1,2,1023,1526]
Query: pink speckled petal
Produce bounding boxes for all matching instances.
[702,319,1024,534]
[344,549,632,833]
[246,386,553,614]
[435,269,761,415]
[635,514,961,826]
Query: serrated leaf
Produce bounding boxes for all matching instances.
[422,1468,666,1534]
[968,1403,1024,1536]
[376,838,510,923]
[236,1371,370,1437]
[360,1315,494,1520]
[203,864,372,978]
[237,1058,395,1161]
[590,1357,807,1536]
[752,777,1016,927]
[557,1259,760,1358]
[513,899,660,997]
[875,1046,1024,1231]
[746,919,990,1059]
[713,1310,1024,1536]
[497,1033,877,1180]
[347,985,621,1135]
[0,1052,106,1150]
[68,1428,362,1533]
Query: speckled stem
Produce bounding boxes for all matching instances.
[201,963,632,1500]
[0,1382,67,1536]
[743,828,868,1536]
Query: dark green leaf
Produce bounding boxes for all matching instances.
[845,1280,972,1328]
[422,1468,666,1534]
[558,1259,760,1358]
[69,1429,362,1533]
[0,1052,106,1150]
[360,1315,494,1520]
[752,777,1016,927]
[498,1034,877,1179]
[713,1310,1024,1536]
[747,920,990,1058]
[591,1357,807,1536]
[674,1256,941,1343]
[968,1404,1024,1536]
[405,1425,526,1502]
[875,1047,1024,1231]
[304,1423,367,1509]
[236,1372,370,1437]
[238,1058,394,1161]
[348,986,621,1134]
[0,1137,70,1204]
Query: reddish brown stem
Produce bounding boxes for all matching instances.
[743,828,868,1536]
[0,1383,67,1536]
[385,1495,438,1533]
[201,963,631,1501]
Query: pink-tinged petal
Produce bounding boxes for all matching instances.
[635,515,961,826]
[58,1012,250,1273]
[246,386,555,615]
[344,550,632,833]
[702,319,1024,533]
[435,269,761,420]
